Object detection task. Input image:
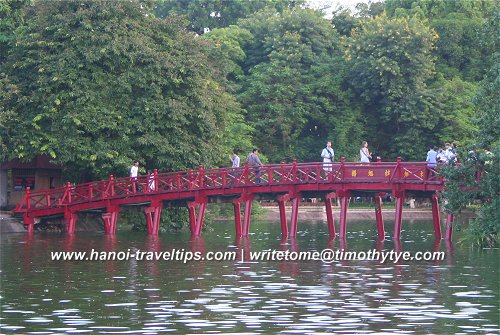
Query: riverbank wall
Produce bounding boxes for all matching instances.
[0,211,103,234]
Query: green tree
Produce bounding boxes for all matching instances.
[154,0,296,35]
[432,76,478,148]
[346,14,440,160]
[237,8,359,162]
[0,0,30,63]
[0,0,235,181]
[385,0,497,81]
[440,56,499,247]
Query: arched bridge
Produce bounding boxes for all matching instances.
[14,158,453,240]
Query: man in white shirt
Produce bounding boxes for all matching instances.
[130,160,139,178]
[321,141,335,172]
[229,151,240,186]
[231,150,240,168]
[130,160,139,192]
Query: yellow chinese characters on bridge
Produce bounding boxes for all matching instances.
[351,170,357,177]
[368,170,374,177]
[385,169,391,177]
[420,170,424,177]
[404,171,410,177]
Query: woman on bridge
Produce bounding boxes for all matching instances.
[360,141,372,163]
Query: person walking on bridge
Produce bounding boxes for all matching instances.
[246,148,263,184]
[321,141,335,171]
[229,150,240,186]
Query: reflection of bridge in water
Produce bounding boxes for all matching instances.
[14,158,454,240]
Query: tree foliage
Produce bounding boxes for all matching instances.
[0,0,235,180]
[154,0,297,35]
[346,14,440,160]
[235,8,360,162]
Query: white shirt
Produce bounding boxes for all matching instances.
[360,148,370,163]
[321,147,334,162]
[232,155,240,168]
[130,165,138,178]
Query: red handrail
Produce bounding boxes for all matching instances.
[14,161,443,212]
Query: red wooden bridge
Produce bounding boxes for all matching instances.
[14,158,454,240]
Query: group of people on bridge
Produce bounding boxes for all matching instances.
[129,140,458,183]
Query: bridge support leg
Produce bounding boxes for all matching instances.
[242,198,253,237]
[232,200,242,238]
[393,191,405,240]
[187,200,207,237]
[445,213,454,241]
[23,216,37,233]
[431,194,442,240]
[102,206,120,235]
[144,202,163,235]
[187,202,196,233]
[195,202,206,236]
[338,191,350,239]
[324,192,336,239]
[375,193,385,240]
[64,212,78,235]
[289,194,301,238]
[277,194,290,239]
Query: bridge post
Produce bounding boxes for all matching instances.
[338,190,351,239]
[187,199,208,237]
[232,199,242,237]
[277,194,290,238]
[324,192,336,239]
[289,193,301,238]
[445,213,454,241]
[198,165,204,188]
[393,190,405,240]
[242,195,255,237]
[431,193,442,240]
[144,201,163,235]
[65,182,72,203]
[153,169,158,192]
[374,192,385,240]
[102,206,120,234]
[23,215,37,233]
[64,211,78,235]
[187,202,197,233]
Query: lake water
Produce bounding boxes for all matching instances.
[1,219,498,334]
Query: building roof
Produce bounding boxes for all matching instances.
[0,155,62,170]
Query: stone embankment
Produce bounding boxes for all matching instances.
[262,206,437,221]
[0,211,103,234]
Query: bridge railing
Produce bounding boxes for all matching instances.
[15,161,443,212]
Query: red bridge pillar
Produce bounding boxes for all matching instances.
[232,199,242,238]
[187,199,208,237]
[431,193,442,240]
[289,193,301,238]
[393,190,405,240]
[445,213,454,241]
[144,201,163,235]
[23,215,37,233]
[324,192,336,239]
[277,194,290,238]
[242,194,255,237]
[64,211,78,235]
[374,193,385,240]
[338,190,351,239]
[102,206,120,235]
